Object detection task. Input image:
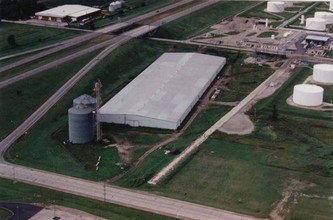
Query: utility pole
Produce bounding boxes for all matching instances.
[94,80,102,141]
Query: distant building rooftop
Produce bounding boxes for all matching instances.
[305,35,329,42]
[35,5,100,18]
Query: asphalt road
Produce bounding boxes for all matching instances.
[0,163,259,220]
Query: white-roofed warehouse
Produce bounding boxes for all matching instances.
[35,5,101,22]
[99,53,226,130]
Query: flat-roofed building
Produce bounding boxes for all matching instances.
[99,53,226,130]
[35,5,101,22]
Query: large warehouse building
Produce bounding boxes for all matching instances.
[99,53,226,130]
[35,5,101,22]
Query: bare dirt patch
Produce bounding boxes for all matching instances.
[219,113,254,135]
[269,179,315,220]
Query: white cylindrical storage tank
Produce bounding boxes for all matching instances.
[267,1,285,13]
[68,105,95,144]
[330,2,333,11]
[284,1,293,7]
[306,18,326,31]
[315,12,333,24]
[293,84,323,106]
[313,64,333,83]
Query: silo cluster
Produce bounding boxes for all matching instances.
[68,94,96,144]
[109,0,125,12]
[313,64,333,84]
[292,84,324,106]
[266,1,285,13]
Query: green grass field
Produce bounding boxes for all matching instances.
[0,50,102,140]
[0,207,12,220]
[257,31,279,38]
[0,23,82,56]
[146,67,333,218]
[153,1,256,40]
[115,105,232,187]
[0,178,174,220]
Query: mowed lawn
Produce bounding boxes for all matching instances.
[0,23,82,56]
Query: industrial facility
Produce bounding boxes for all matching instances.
[292,84,324,107]
[99,53,226,130]
[313,64,333,84]
[35,5,101,22]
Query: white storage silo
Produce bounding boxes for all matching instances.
[306,18,326,31]
[330,2,333,11]
[315,12,333,24]
[293,84,324,106]
[267,1,285,13]
[68,105,95,144]
[313,64,333,83]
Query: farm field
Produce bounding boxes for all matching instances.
[0,178,174,220]
[0,23,82,57]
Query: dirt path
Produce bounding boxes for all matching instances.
[269,179,315,220]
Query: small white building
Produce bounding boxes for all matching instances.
[99,53,226,130]
[35,5,101,22]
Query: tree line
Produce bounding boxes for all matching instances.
[0,0,41,20]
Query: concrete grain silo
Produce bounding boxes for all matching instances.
[313,64,333,84]
[315,12,333,24]
[267,2,285,13]
[293,84,323,107]
[68,105,95,144]
[306,18,326,31]
[73,94,96,108]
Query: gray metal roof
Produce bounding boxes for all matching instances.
[99,53,226,124]
[306,35,329,42]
